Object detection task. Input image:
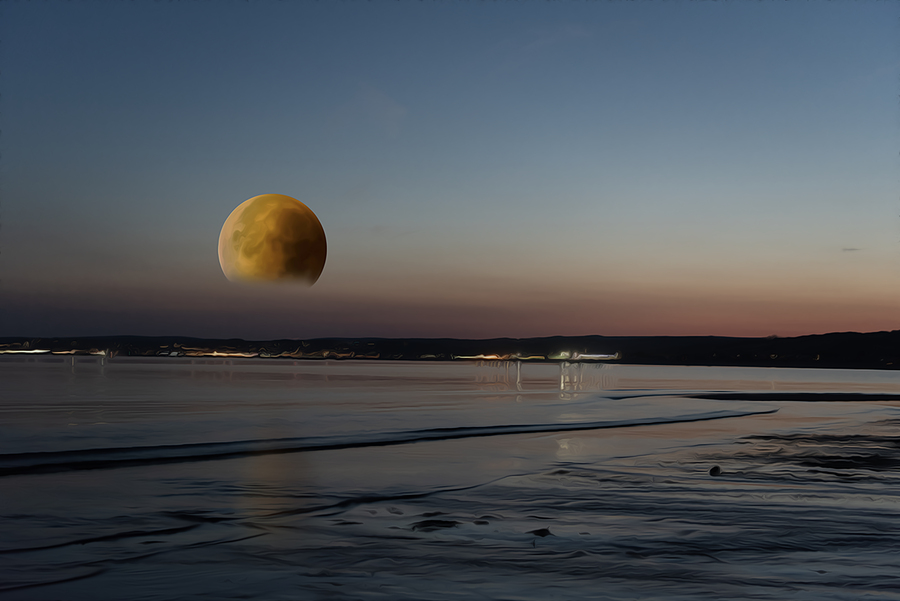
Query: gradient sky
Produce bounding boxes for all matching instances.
[2,1,898,339]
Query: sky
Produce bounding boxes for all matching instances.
[1,1,898,340]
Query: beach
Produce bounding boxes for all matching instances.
[2,357,900,599]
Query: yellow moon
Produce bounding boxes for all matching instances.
[218,194,327,285]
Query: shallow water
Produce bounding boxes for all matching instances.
[2,357,900,599]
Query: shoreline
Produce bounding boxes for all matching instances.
[2,330,900,370]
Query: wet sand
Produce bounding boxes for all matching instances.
[2,358,900,599]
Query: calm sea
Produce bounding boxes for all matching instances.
[3,356,900,600]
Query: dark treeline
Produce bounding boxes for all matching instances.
[3,331,900,369]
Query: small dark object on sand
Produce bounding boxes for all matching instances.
[709,465,722,476]
[529,528,553,537]
[411,519,459,532]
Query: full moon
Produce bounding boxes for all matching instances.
[218,194,327,285]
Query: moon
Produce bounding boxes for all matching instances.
[218,194,327,285]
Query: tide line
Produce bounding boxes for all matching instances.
[0,408,778,477]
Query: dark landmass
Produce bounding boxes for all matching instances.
[3,331,900,369]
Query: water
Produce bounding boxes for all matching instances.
[3,357,900,599]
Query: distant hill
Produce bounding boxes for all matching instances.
[2,331,900,369]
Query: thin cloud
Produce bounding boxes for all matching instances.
[329,84,407,138]
[495,23,592,54]
[522,23,591,51]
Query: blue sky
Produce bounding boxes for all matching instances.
[2,1,898,339]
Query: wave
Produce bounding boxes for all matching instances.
[602,392,900,402]
[692,392,900,402]
[0,408,777,477]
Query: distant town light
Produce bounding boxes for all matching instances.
[0,349,51,354]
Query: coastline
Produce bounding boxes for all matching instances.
[2,330,900,370]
